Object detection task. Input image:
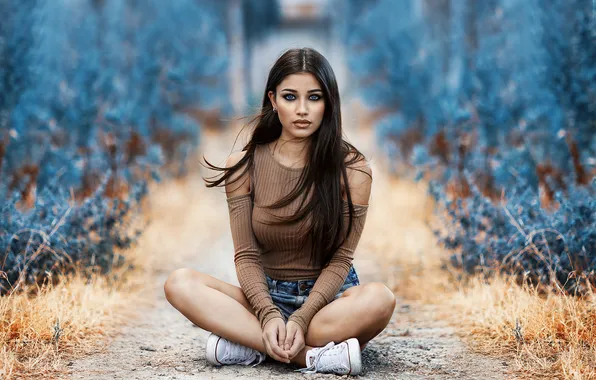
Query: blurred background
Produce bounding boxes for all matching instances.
[1,1,594,379]
[0,0,594,298]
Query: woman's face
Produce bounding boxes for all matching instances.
[268,72,325,140]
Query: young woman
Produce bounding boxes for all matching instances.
[164,47,396,376]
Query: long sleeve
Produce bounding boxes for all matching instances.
[287,201,369,334]
[226,192,285,329]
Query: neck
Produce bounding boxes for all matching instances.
[271,135,310,164]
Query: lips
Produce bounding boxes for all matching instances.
[294,121,311,127]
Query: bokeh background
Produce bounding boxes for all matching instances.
[1,1,595,379]
[1,0,594,300]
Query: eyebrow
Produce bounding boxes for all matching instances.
[281,89,323,93]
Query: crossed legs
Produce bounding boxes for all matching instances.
[163,268,396,367]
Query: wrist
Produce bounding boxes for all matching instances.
[288,314,308,335]
[261,311,284,330]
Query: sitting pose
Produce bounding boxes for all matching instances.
[164,47,396,376]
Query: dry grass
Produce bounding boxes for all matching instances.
[0,267,146,379]
[362,160,596,379]
[0,117,246,380]
[0,155,227,379]
[451,276,596,379]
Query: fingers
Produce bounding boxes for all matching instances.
[267,333,290,363]
[286,325,304,359]
[287,334,304,359]
[278,322,286,351]
[284,325,295,352]
[283,321,305,359]
[262,318,290,363]
[263,337,288,363]
[264,324,289,363]
[262,338,278,363]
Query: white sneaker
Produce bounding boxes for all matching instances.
[205,332,266,367]
[295,337,362,375]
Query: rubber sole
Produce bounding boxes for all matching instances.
[205,332,222,366]
[345,337,362,375]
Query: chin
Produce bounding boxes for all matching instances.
[291,129,316,138]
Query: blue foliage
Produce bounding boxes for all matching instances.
[0,0,234,295]
[335,0,595,292]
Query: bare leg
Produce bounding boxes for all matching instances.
[165,269,395,368]
[164,268,269,355]
[288,282,396,366]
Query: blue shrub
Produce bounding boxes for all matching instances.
[335,0,595,292]
[0,0,238,295]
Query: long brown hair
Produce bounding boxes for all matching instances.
[202,47,370,268]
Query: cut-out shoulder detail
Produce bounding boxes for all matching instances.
[346,160,372,176]
[225,150,248,166]
[224,150,251,198]
[341,198,369,208]
[226,191,253,202]
[342,157,372,181]
[344,150,370,168]
[341,166,372,206]
[341,198,369,217]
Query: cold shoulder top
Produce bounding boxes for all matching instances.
[226,143,369,334]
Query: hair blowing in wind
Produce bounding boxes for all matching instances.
[201,47,372,268]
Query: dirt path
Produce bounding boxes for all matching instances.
[66,106,512,379]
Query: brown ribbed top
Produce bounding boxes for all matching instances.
[226,143,369,334]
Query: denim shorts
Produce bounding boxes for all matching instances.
[265,265,361,321]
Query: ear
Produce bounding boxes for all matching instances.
[267,90,277,109]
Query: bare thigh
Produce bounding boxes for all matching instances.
[168,268,256,316]
[165,268,271,354]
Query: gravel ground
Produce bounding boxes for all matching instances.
[66,234,511,380]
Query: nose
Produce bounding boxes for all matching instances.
[296,98,308,116]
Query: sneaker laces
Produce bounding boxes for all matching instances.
[219,340,266,367]
[294,341,349,374]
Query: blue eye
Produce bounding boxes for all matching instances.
[283,94,322,101]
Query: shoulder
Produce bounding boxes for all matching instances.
[342,153,372,205]
[224,150,251,197]
[343,150,373,181]
[225,150,248,168]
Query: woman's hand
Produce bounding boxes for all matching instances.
[262,318,290,363]
[283,320,305,360]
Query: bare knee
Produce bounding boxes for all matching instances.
[362,283,396,321]
[164,268,191,302]
[164,268,211,303]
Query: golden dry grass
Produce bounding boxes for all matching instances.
[0,160,227,379]
[451,276,596,379]
[0,267,145,379]
[364,167,596,379]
